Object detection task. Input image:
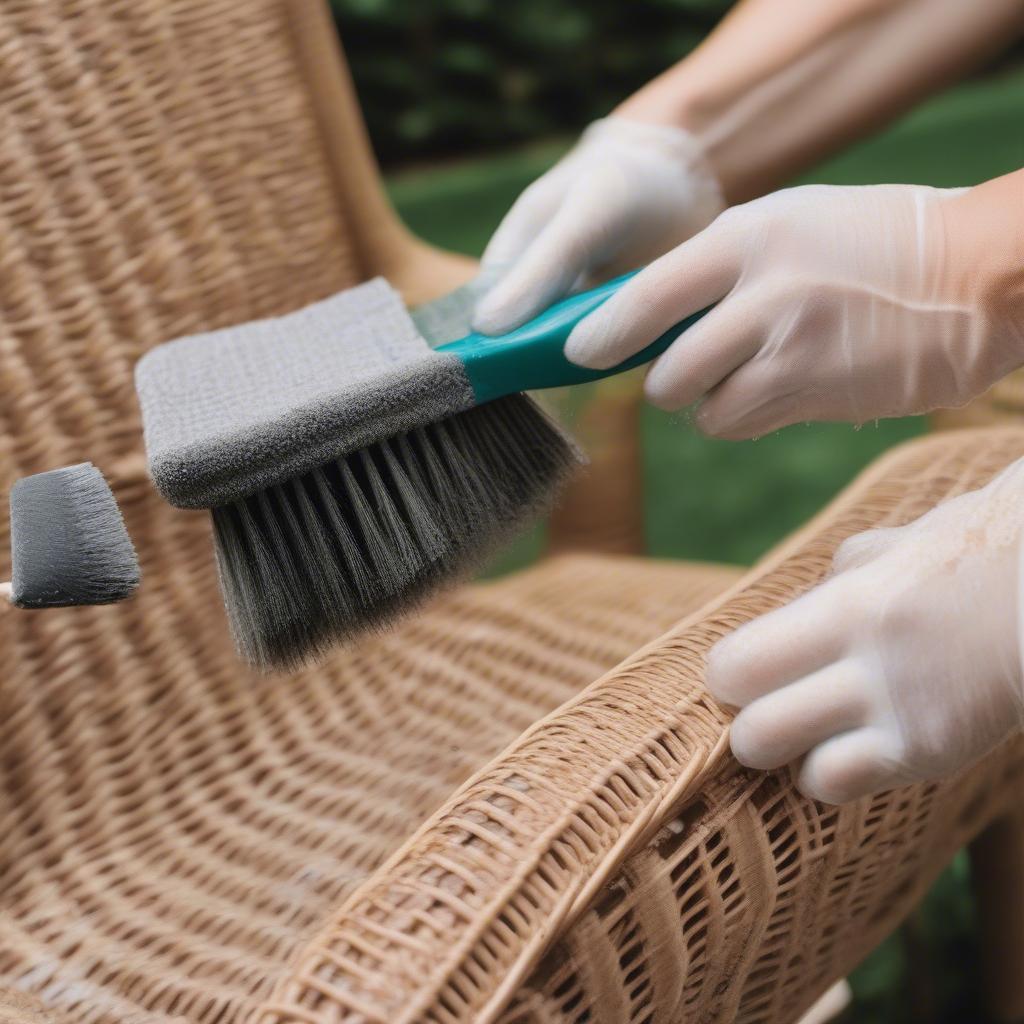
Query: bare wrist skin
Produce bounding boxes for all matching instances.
[945,172,1024,348]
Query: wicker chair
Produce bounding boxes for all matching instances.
[0,3,1021,1023]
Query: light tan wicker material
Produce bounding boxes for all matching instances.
[0,992,54,1024]
[259,429,1024,1024]
[545,377,646,557]
[0,3,723,1021]
[2,3,1023,1023]
[0,547,738,1024]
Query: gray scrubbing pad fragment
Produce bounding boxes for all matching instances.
[135,279,476,509]
[10,463,140,608]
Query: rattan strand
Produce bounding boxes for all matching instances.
[260,428,1024,1024]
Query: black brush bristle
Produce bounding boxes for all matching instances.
[10,463,141,608]
[211,395,581,670]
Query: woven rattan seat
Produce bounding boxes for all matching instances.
[1,3,1023,1023]
[0,550,739,1024]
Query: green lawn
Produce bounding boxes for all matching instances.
[388,68,1024,1023]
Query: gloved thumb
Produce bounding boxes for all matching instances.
[473,171,620,335]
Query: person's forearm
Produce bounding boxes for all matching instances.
[617,0,1024,202]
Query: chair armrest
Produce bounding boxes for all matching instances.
[256,427,1024,1024]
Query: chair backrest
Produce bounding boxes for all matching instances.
[0,0,464,499]
[0,7,476,1018]
[0,0,475,630]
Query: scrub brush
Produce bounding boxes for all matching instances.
[3,463,140,608]
[136,273,705,670]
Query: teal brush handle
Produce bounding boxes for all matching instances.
[438,271,710,404]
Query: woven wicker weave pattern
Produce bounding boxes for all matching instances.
[0,543,737,1024]
[2,3,1023,1023]
[260,429,1024,1024]
[0,1,484,1020]
[0,0,359,679]
[0,4,737,1020]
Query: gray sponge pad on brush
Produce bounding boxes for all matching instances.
[136,279,477,509]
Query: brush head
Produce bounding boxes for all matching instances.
[212,394,580,670]
[9,463,140,608]
[137,274,583,669]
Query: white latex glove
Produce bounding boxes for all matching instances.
[564,182,1024,437]
[706,456,1024,805]
[472,117,724,336]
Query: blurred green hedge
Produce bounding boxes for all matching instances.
[330,0,730,165]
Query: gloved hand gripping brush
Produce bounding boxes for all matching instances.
[136,276,707,671]
[2,463,140,609]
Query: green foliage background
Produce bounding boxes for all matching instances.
[330,0,730,164]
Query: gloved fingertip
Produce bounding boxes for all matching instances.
[564,317,621,371]
[698,420,745,442]
[473,264,562,334]
[704,633,746,706]
[797,734,887,806]
[728,712,776,770]
[471,290,525,336]
[643,362,685,412]
[796,776,850,807]
[692,402,730,439]
[478,240,510,270]
[471,308,515,336]
[693,398,754,441]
